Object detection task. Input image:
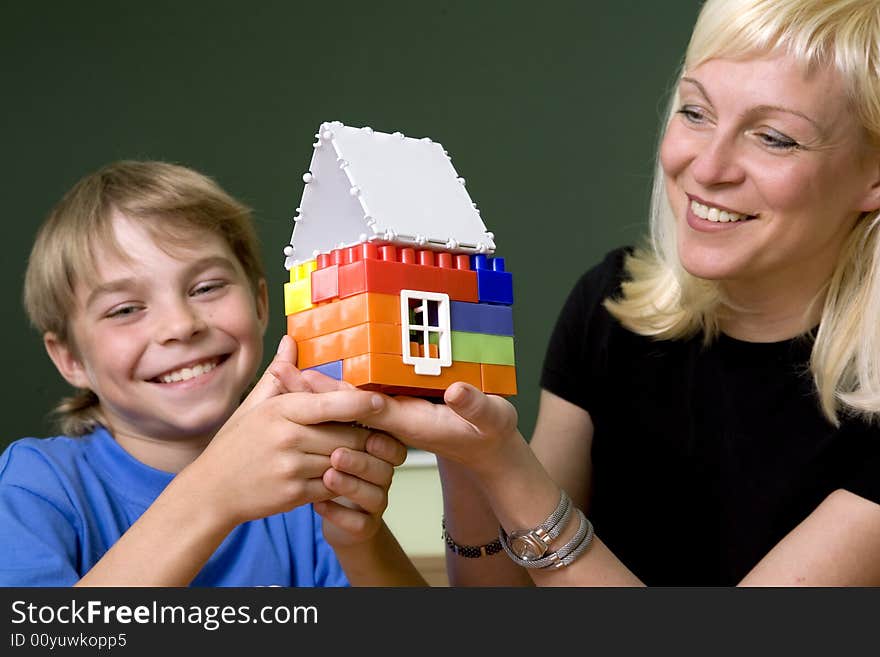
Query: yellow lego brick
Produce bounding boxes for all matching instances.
[284,280,313,315]
[290,259,317,283]
[284,260,318,315]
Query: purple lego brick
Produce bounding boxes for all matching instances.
[304,359,343,380]
[450,301,514,335]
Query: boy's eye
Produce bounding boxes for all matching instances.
[191,281,227,296]
[105,304,142,319]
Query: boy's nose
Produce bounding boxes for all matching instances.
[157,302,208,343]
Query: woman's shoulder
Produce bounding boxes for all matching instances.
[572,246,634,295]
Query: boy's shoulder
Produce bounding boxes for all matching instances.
[0,428,107,487]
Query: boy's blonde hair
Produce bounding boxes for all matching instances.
[23,160,266,435]
[605,0,880,425]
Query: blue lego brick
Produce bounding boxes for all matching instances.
[450,300,514,335]
[470,255,513,305]
[304,359,343,380]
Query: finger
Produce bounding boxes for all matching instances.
[277,389,385,425]
[330,446,394,488]
[277,452,335,480]
[287,478,337,507]
[281,422,373,455]
[235,336,311,418]
[444,382,518,437]
[313,499,374,536]
[350,393,472,449]
[322,468,386,515]
[265,335,313,393]
[365,432,408,467]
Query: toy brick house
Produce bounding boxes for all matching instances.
[282,121,516,397]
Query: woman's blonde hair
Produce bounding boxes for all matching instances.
[605,0,880,425]
[23,160,266,435]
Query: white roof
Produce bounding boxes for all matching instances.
[283,121,496,269]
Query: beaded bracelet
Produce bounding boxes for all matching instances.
[442,517,504,558]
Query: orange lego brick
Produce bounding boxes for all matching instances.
[296,322,402,370]
[286,292,400,342]
[407,340,439,358]
[481,364,517,396]
[343,353,482,390]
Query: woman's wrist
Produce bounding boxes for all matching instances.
[462,428,531,484]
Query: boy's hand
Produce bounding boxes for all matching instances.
[299,369,408,548]
[351,381,521,474]
[191,336,388,529]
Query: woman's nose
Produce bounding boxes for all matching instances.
[690,133,746,188]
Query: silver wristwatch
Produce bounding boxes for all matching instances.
[501,491,572,561]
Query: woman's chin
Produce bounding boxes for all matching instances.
[677,247,742,282]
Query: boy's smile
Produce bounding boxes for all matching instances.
[150,355,224,384]
[45,210,268,465]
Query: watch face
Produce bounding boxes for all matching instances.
[509,531,549,560]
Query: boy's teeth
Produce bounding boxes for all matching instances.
[159,360,217,384]
[691,200,749,223]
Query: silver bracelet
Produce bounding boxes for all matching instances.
[549,508,594,569]
[499,491,572,563]
[501,504,590,569]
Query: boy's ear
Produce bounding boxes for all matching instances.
[43,332,91,389]
[255,279,269,333]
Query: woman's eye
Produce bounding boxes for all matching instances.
[755,130,800,150]
[677,105,706,123]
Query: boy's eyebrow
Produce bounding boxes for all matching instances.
[680,76,823,132]
[85,278,137,309]
[85,256,240,309]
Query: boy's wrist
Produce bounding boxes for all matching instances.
[171,462,240,535]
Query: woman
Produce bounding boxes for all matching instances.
[354,0,880,585]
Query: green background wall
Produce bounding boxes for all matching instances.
[1,1,701,449]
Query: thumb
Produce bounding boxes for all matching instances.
[444,381,518,437]
[236,335,312,416]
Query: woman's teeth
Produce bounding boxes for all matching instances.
[159,360,218,383]
[691,200,750,223]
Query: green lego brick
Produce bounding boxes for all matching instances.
[450,331,515,366]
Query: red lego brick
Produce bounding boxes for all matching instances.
[359,383,448,397]
[331,243,478,302]
[310,264,339,303]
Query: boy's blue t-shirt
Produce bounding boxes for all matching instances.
[0,427,349,587]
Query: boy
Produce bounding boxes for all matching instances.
[0,160,425,586]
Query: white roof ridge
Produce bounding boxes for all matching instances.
[284,121,496,270]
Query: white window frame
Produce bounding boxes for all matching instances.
[400,289,452,375]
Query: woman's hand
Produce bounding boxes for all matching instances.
[353,381,523,476]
